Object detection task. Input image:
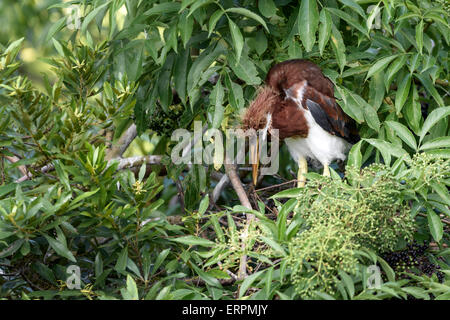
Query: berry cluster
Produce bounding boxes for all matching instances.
[382,241,444,282]
[147,104,185,136]
[436,0,450,15]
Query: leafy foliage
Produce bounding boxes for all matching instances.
[0,0,449,300]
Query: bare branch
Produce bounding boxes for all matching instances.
[224,156,252,210]
[223,151,254,280]
[106,123,137,160]
[4,156,27,176]
[15,163,54,183]
[112,155,162,170]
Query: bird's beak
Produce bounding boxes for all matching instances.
[251,136,259,186]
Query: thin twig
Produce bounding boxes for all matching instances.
[212,174,230,203]
[255,179,298,192]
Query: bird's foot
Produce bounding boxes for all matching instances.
[297,157,308,188]
[323,164,330,177]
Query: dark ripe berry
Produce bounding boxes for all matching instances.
[381,241,445,283]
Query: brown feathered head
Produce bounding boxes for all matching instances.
[241,86,279,132]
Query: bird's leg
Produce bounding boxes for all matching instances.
[323,163,330,177]
[297,156,308,187]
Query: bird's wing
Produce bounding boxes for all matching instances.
[304,85,360,144]
[271,99,309,140]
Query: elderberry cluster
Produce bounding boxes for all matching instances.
[382,241,444,283]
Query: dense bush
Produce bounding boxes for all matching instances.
[0,0,449,300]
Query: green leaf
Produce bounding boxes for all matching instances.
[145,2,181,16]
[46,17,67,42]
[43,234,76,262]
[53,160,71,191]
[171,235,215,247]
[339,270,355,298]
[121,275,139,300]
[347,140,362,168]
[326,8,368,37]
[408,53,421,74]
[179,0,197,12]
[0,239,24,258]
[225,73,244,110]
[394,73,411,115]
[228,18,244,63]
[265,267,274,298]
[384,55,407,91]
[174,48,189,104]
[210,80,224,129]
[0,230,14,240]
[178,11,194,49]
[198,195,210,216]
[187,0,214,18]
[396,12,421,21]
[191,263,222,288]
[366,55,400,80]
[95,253,103,278]
[377,256,395,282]
[225,8,268,32]
[416,19,423,55]
[364,138,408,164]
[115,246,128,273]
[252,29,268,56]
[152,249,171,276]
[258,0,277,18]
[419,137,450,151]
[33,261,57,285]
[187,43,225,93]
[239,270,264,298]
[271,188,303,199]
[288,41,302,59]
[330,23,346,72]
[341,89,367,124]
[430,181,450,207]
[363,103,380,132]
[318,10,332,56]
[277,198,297,241]
[68,188,100,210]
[419,107,450,143]
[260,235,286,256]
[402,287,429,300]
[298,0,319,52]
[208,10,224,37]
[368,70,385,111]
[415,73,445,107]
[384,121,417,151]
[81,1,112,35]
[339,0,366,18]
[427,209,443,243]
[51,38,65,57]
[314,291,336,300]
[404,85,422,134]
[4,38,25,55]
[227,53,261,85]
